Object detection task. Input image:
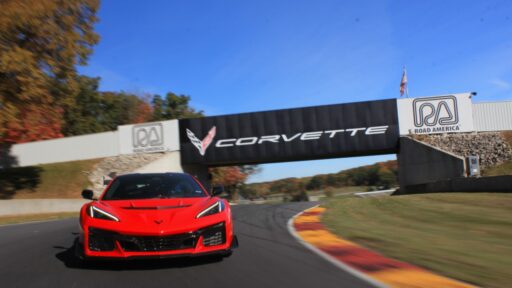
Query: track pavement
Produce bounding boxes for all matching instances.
[0,202,376,288]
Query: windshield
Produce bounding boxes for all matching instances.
[102,174,207,200]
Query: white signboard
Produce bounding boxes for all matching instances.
[118,120,180,154]
[397,93,474,135]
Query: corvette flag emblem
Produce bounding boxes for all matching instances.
[186,126,216,156]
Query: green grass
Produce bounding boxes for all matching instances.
[322,193,512,288]
[0,212,78,225]
[482,160,512,176]
[0,159,100,199]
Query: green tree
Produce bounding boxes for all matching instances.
[62,76,103,136]
[98,91,152,130]
[239,184,258,200]
[152,92,203,121]
[151,95,165,121]
[365,166,381,186]
[0,0,99,143]
[378,170,396,189]
[326,174,338,187]
[306,176,322,190]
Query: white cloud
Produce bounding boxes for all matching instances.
[490,78,511,90]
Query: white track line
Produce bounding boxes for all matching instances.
[286,205,388,288]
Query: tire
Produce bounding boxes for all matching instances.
[71,238,88,267]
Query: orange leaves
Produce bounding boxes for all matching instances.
[3,104,63,143]
[132,101,153,124]
[210,166,248,187]
[0,0,99,143]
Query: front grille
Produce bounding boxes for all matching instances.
[201,222,226,247]
[118,233,197,252]
[87,222,226,253]
[88,228,116,251]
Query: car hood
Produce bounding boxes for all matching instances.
[90,197,220,234]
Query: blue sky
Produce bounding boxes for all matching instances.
[79,0,512,183]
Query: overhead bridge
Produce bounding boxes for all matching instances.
[4,92,512,192]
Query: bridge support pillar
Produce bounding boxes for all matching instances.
[397,137,466,194]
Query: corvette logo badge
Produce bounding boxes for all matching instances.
[186,126,216,156]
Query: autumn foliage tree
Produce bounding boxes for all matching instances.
[210,165,259,200]
[0,0,100,143]
[62,76,155,136]
[246,160,399,197]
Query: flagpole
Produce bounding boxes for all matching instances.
[400,65,408,98]
[406,66,409,98]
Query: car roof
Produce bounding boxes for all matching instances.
[115,172,190,179]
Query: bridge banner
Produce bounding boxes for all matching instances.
[396,93,474,135]
[179,99,399,165]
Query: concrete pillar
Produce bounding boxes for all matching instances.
[398,137,466,194]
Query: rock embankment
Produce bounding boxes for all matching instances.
[413,132,512,169]
[87,153,164,195]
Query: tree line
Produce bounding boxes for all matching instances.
[0,0,254,194]
[240,160,398,199]
[0,0,206,143]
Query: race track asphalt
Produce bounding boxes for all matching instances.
[0,202,376,288]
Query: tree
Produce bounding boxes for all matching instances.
[326,174,338,187]
[378,170,396,189]
[238,184,258,200]
[210,165,260,200]
[269,178,304,195]
[93,91,149,131]
[0,0,100,143]
[152,92,203,121]
[365,166,381,186]
[306,176,322,190]
[62,76,103,136]
[62,80,155,136]
[151,95,165,121]
[210,166,247,200]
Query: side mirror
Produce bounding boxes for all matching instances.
[81,189,94,200]
[102,176,111,186]
[211,185,225,196]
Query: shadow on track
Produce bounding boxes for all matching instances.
[54,240,223,271]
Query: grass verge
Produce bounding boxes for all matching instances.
[482,160,512,176]
[0,158,101,199]
[322,193,512,288]
[0,212,78,226]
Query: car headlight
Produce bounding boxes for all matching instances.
[196,201,225,218]
[89,205,120,222]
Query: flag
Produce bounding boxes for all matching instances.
[400,67,408,97]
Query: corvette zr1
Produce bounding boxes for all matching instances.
[75,173,237,261]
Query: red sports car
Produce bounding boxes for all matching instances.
[75,172,237,261]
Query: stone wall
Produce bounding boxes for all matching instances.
[412,132,512,169]
[87,153,165,195]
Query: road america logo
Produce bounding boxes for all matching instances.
[132,123,165,153]
[413,96,458,127]
[412,96,460,133]
[186,126,216,156]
